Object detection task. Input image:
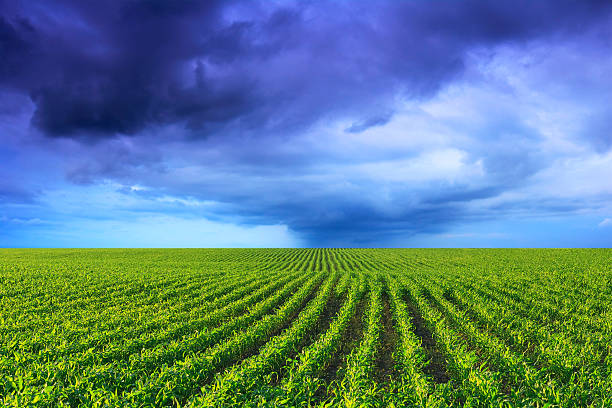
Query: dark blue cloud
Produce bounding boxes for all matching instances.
[345,113,394,134]
[1,0,611,140]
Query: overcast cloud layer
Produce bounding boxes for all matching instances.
[1,0,611,247]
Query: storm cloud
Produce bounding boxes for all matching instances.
[1,0,610,139]
[1,0,612,246]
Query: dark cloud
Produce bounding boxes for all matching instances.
[229,190,473,247]
[1,0,233,137]
[424,186,502,205]
[345,112,394,134]
[1,0,611,140]
[109,156,507,246]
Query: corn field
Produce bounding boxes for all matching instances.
[1,248,611,407]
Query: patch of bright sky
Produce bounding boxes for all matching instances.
[407,215,612,248]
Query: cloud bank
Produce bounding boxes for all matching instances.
[1,0,611,246]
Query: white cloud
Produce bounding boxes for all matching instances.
[350,149,484,184]
[599,218,612,227]
[0,216,45,225]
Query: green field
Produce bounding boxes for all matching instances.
[1,249,611,407]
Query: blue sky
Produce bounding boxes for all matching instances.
[1,0,611,247]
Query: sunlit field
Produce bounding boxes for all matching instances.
[1,248,610,407]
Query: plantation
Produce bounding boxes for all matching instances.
[0,248,611,407]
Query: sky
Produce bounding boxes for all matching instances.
[1,0,611,248]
